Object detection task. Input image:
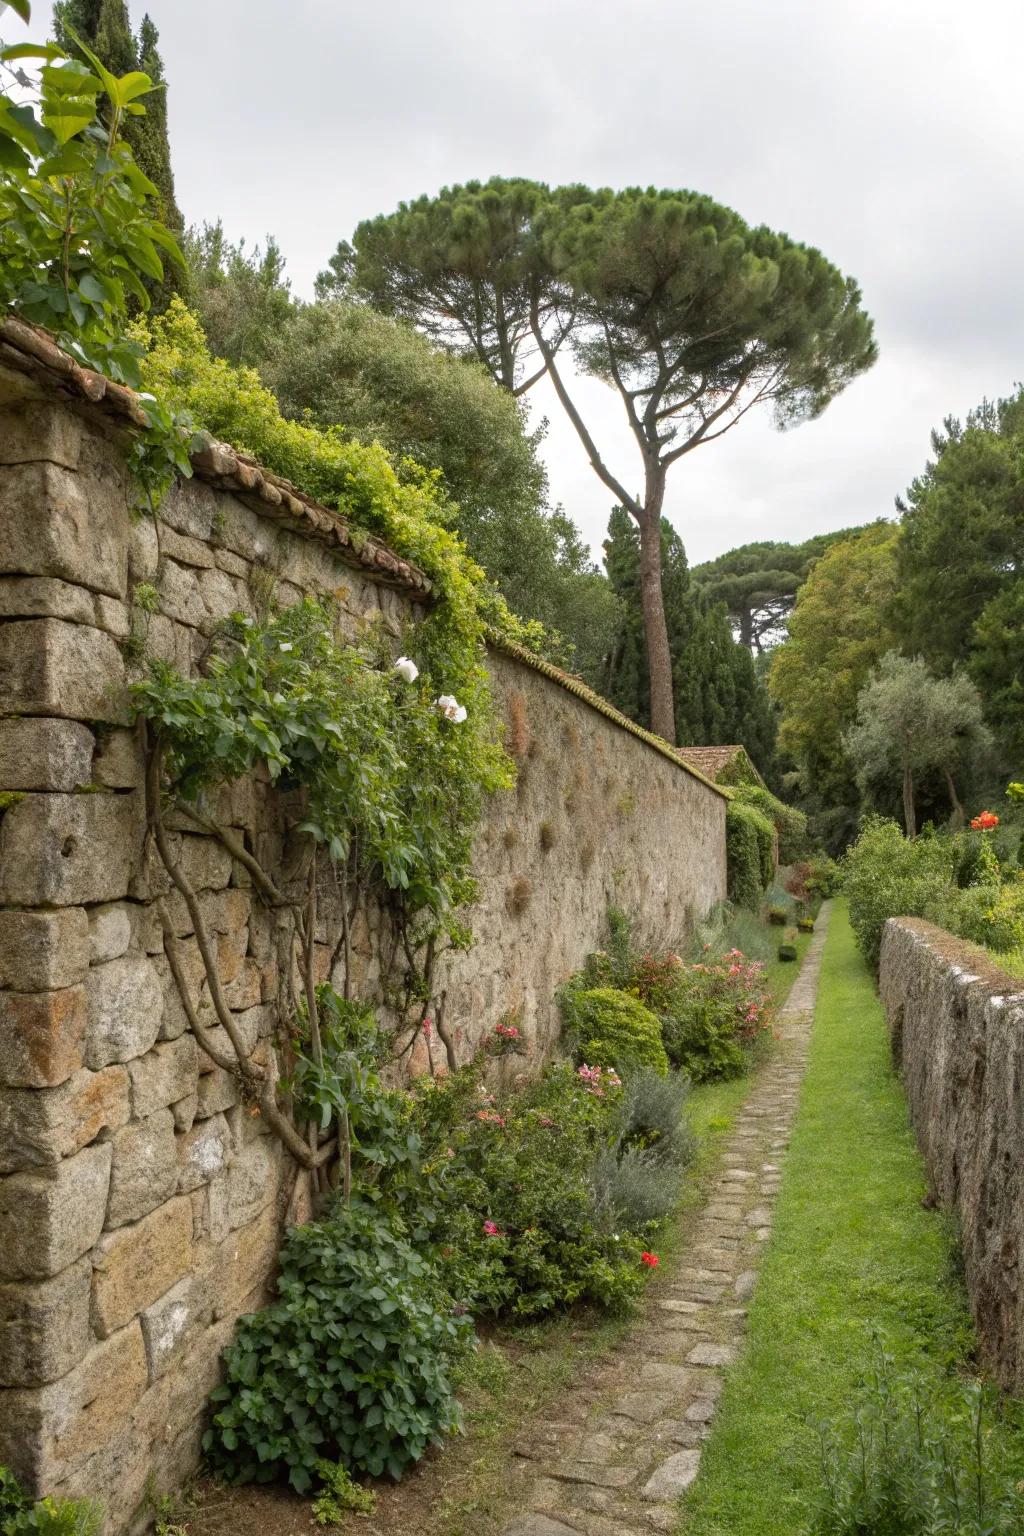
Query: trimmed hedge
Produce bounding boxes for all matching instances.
[726,801,775,910]
[733,784,809,865]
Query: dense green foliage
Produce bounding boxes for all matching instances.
[205,1200,472,1490]
[681,906,1024,1536]
[843,816,1024,970]
[727,801,776,910]
[770,523,900,849]
[559,985,669,1076]
[0,1467,100,1535]
[602,508,776,760]
[51,0,185,307]
[811,1361,1024,1534]
[732,783,809,864]
[844,653,989,837]
[631,949,772,1083]
[183,222,296,367]
[0,22,182,383]
[692,529,861,654]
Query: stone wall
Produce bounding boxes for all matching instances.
[879,917,1024,1394]
[0,345,726,1532]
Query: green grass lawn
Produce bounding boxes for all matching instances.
[679,900,984,1535]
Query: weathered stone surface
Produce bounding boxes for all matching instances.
[0,460,127,596]
[85,953,164,1068]
[195,1066,238,1118]
[687,1342,736,1369]
[0,908,89,992]
[0,1143,111,1279]
[735,1269,758,1301]
[176,1111,231,1193]
[0,1066,130,1173]
[140,1270,215,1381]
[128,1036,198,1119]
[87,904,132,964]
[91,1195,193,1338]
[178,834,233,892]
[106,1109,179,1227]
[211,1202,281,1319]
[0,1257,92,1385]
[0,986,87,1087]
[209,1135,278,1235]
[745,1206,772,1228]
[641,1449,701,1499]
[0,1319,148,1487]
[0,718,94,791]
[0,574,95,623]
[0,791,141,906]
[0,399,82,469]
[0,618,126,721]
[91,728,142,789]
[502,1519,582,1536]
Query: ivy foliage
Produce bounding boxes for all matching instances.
[134,598,510,933]
[726,800,776,910]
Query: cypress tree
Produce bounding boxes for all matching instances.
[602,509,776,771]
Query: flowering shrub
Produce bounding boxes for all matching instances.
[396,1061,684,1317]
[635,950,772,1082]
[971,810,1000,831]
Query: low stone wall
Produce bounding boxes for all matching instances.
[0,338,727,1531]
[879,918,1024,1394]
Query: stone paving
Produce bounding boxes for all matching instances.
[502,905,832,1536]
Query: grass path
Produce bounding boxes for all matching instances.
[678,900,975,1535]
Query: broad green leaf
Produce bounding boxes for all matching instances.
[41,98,94,145]
[0,42,63,62]
[111,70,153,106]
[40,59,99,96]
[62,27,119,106]
[4,0,32,21]
[0,133,29,170]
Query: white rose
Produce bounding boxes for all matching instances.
[393,656,419,683]
[435,694,466,722]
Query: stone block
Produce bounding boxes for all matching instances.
[200,566,247,625]
[0,1256,92,1386]
[0,574,95,623]
[0,618,126,722]
[0,986,87,1087]
[209,1135,279,1237]
[0,718,94,790]
[0,791,142,906]
[171,1093,197,1134]
[85,952,164,1068]
[140,1269,215,1381]
[177,1111,231,1193]
[90,1195,193,1338]
[223,961,262,1012]
[128,1036,198,1120]
[0,1143,112,1279]
[91,594,131,639]
[127,515,158,584]
[195,1066,239,1119]
[211,1200,281,1319]
[0,460,127,597]
[178,834,233,892]
[91,727,142,789]
[0,1066,130,1174]
[0,910,89,994]
[0,399,82,469]
[87,903,132,964]
[106,1108,179,1227]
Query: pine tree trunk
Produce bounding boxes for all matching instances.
[637,506,676,744]
[902,760,917,839]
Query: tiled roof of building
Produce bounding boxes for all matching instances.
[676,744,764,787]
[0,315,726,798]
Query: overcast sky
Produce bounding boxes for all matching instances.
[37,0,1024,565]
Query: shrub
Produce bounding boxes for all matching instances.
[658,954,771,1081]
[806,855,842,900]
[935,879,1024,954]
[204,1201,470,1490]
[778,943,798,961]
[809,1354,1024,1534]
[843,818,960,970]
[0,1468,101,1536]
[691,904,774,965]
[560,985,669,1076]
[733,784,809,864]
[726,801,775,909]
[401,1063,667,1317]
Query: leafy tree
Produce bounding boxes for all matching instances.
[339,176,571,395]
[347,180,876,740]
[602,508,776,767]
[970,578,1024,758]
[769,522,899,835]
[692,528,861,653]
[844,653,990,837]
[533,187,877,741]
[53,0,186,304]
[183,220,297,366]
[895,391,1024,672]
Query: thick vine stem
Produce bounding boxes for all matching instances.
[144,730,336,1175]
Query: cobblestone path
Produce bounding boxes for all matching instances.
[502,905,832,1536]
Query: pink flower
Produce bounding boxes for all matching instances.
[422,1017,432,1038]
[482,1220,504,1237]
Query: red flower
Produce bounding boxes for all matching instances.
[970,810,1000,831]
[641,1251,659,1268]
